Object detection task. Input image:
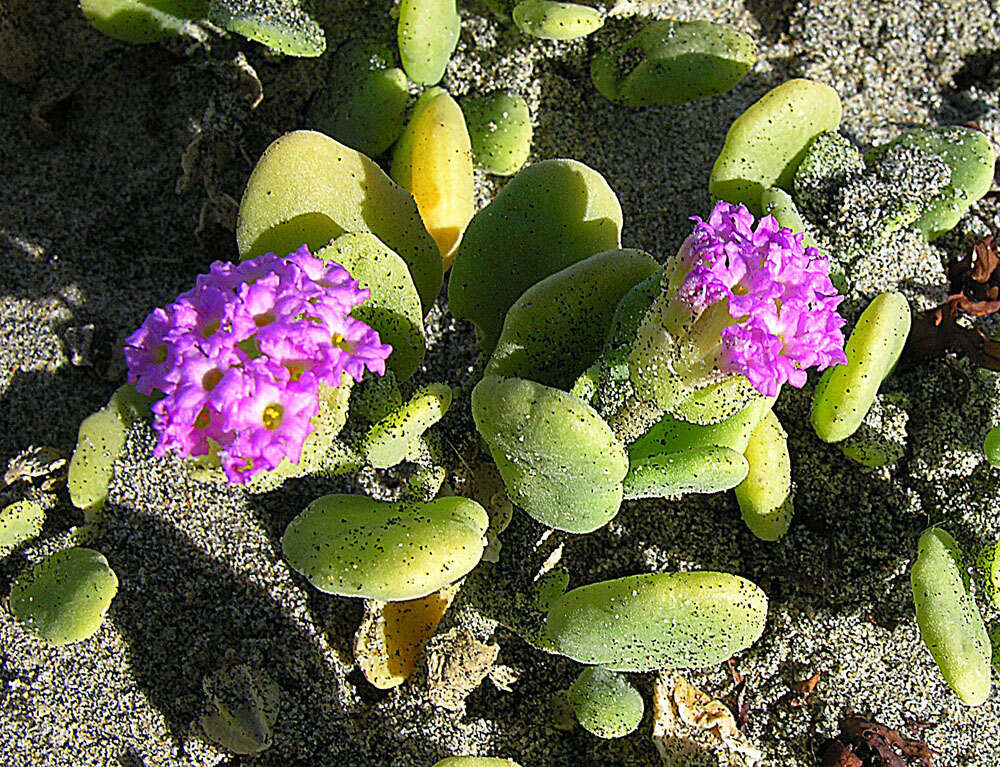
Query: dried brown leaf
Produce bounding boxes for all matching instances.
[4,446,67,488]
[422,627,498,711]
[842,718,935,767]
[652,673,762,766]
[820,716,936,767]
[789,671,821,708]
[903,236,1000,370]
[726,659,749,728]
[819,739,864,767]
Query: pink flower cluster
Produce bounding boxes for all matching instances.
[125,245,392,484]
[677,202,846,397]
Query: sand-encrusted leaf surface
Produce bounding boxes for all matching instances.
[449,159,623,352]
[543,572,768,670]
[486,248,658,390]
[10,547,119,646]
[472,375,627,533]
[236,130,442,313]
[281,495,488,601]
[315,233,425,382]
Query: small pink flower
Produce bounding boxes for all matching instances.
[678,201,847,396]
[126,246,392,484]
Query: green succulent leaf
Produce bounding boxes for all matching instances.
[210,0,325,57]
[865,126,996,240]
[80,0,208,43]
[362,384,452,469]
[512,1,604,41]
[462,90,533,176]
[0,501,46,559]
[10,547,119,646]
[710,78,843,214]
[486,249,658,390]
[307,40,408,157]
[449,159,623,353]
[282,494,488,601]
[315,233,425,382]
[623,446,749,499]
[566,666,644,739]
[236,130,442,314]
[811,291,910,443]
[543,572,768,670]
[592,20,755,106]
[472,375,627,533]
[397,0,460,85]
[911,528,991,706]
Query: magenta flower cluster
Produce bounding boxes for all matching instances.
[125,245,392,484]
[677,201,847,397]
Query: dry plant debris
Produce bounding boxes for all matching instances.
[652,672,762,766]
[904,236,1000,369]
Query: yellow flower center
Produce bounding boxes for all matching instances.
[262,403,283,430]
[331,332,354,353]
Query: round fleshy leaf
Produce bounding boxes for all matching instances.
[0,500,45,559]
[472,375,627,533]
[315,233,425,381]
[865,126,996,240]
[486,249,658,390]
[543,572,768,670]
[397,0,460,85]
[392,89,475,268]
[671,375,763,425]
[710,79,843,214]
[307,40,408,157]
[734,409,793,541]
[362,384,453,469]
[512,1,603,41]
[592,20,755,106]
[811,291,910,443]
[200,663,280,754]
[566,666,644,739]
[449,159,623,353]
[68,384,152,514]
[629,396,772,463]
[68,406,128,513]
[236,130,442,314]
[10,547,119,646]
[281,495,487,601]
[462,90,533,176]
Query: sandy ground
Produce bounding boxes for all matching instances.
[4,0,1000,765]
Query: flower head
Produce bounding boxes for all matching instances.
[125,245,392,484]
[675,201,847,397]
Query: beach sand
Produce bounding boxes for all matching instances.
[4,0,1000,764]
